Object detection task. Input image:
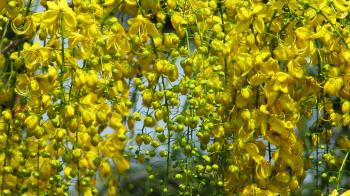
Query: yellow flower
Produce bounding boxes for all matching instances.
[82,109,96,127]
[330,189,339,196]
[171,13,187,38]
[287,59,304,79]
[11,13,41,35]
[333,0,350,12]
[241,184,277,196]
[237,7,251,22]
[64,105,75,119]
[79,158,89,169]
[337,136,350,150]
[249,73,269,86]
[106,23,130,53]
[85,70,98,88]
[256,160,271,180]
[109,112,123,130]
[29,78,39,91]
[64,166,72,178]
[340,190,350,196]
[40,154,54,175]
[24,115,39,130]
[3,174,17,188]
[324,77,344,96]
[84,188,93,196]
[113,155,130,173]
[245,143,264,163]
[120,0,138,15]
[266,118,296,146]
[142,89,153,107]
[295,27,311,40]
[56,128,66,140]
[68,32,90,51]
[128,15,158,36]
[275,171,291,183]
[2,110,12,121]
[212,125,225,138]
[167,0,176,9]
[42,94,52,108]
[21,42,51,71]
[253,17,265,34]
[273,45,288,60]
[289,176,300,191]
[100,161,112,177]
[42,0,77,30]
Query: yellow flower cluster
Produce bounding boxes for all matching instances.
[0,0,350,195]
[0,0,131,195]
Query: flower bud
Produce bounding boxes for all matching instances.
[24,115,39,130]
[72,148,82,158]
[56,128,66,140]
[241,109,251,121]
[64,105,75,119]
[2,110,11,121]
[342,101,350,113]
[82,109,96,126]
[167,0,176,9]
[100,161,111,177]
[42,94,51,108]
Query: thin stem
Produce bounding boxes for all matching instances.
[252,87,260,184]
[76,127,80,195]
[316,140,319,189]
[136,0,145,16]
[60,14,70,169]
[150,37,158,58]
[266,11,277,33]
[185,29,190,55]
[60,15,66,109]
[315,41,323,190]
[161,76,171,196]
[76,90,83,196]
[268,142,272,161]
[25,0,33,16]
[37,140,40,196]
[336,151,349,190]
[136,77,159,157]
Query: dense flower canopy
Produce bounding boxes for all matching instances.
[0,0,350,195]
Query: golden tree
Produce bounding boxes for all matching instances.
[0,0,350,195]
